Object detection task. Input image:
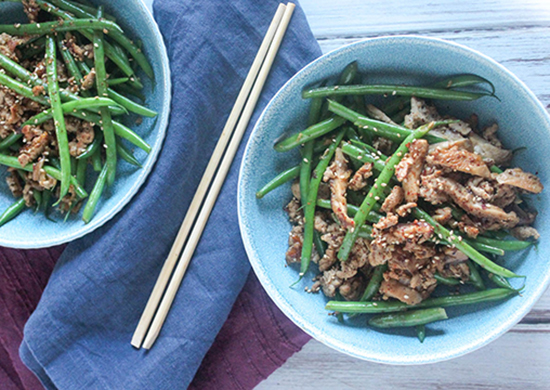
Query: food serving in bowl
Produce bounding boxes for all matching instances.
[257,60,542,342]
[0,0,170,248]
[238,36,550,363]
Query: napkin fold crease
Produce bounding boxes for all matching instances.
[14,0,321,388]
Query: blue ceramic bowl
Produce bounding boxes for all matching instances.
[0,1,170,248]
[238,36,550,364]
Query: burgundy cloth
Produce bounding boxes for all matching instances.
[0,247,310,389]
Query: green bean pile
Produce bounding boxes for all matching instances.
[257,61,541,342]
[0,0,157,226]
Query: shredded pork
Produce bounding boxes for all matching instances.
[283,93,542,308]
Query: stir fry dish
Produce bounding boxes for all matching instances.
[0,0,156,226]
[257,61,543,341]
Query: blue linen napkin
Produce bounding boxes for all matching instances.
[19,0,321,388]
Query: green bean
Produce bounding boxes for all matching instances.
[40,189,52,214]
[313,230,326,258]
[390,106,410,125]
[82,163,108,223]
[105,27,154,80]
[475,236,533,251]
[0,18,122,36]
[434,74,496,93]
[113,83,145,101]
[434,273,461,286]
[300,129,347,279]
[467,260,486,290]
[0,51,126,116]
[350,139,386,158]
[56,34,84,82]
[337,61,358,88]
[117,142,141,167]
[328,99,446,144]
[464,239,505,256]
[303,84,491,101]
[360,264,388,301]
[56,34,93,98]
[78,60,147,115]
[0,133,22,150]
[256,166,300,199]
[326,288,517,314]
[107,89,157,117]
[75,132,103,161]
[352,73,366,116]
[0,71,50,105]
[45,36,72,201]
[300,81,325,204]
[383,74,496,115]
[338,123,434,262]
[487,273,522,291]
[482,230,509,240]
[70,156,78,176]
[368,308,448,329]
[67,106,151,153]
[48,0,104,20]
[32,190,42,212]
[299,142,315,201]
[357,225,372,239]
[416,324,426,343]
[22,97,124,127]
[46,0,153,79]
[300,85,327,260]
[63,199,78,222]
[490,165,503,174]
[76,156,88,186]
[65,0,117,21]
[274,117,346,152]
[35,0,135,78]
[93,7,117,187]
[331,60,358,108]
[315,198,383,224]
[107,77,130,86]
[412,208,520,278]
[0,153,88,198]
[341,143,386,172]
[0,198,27,227]
[91,147,102,172]
[49,157,61,170]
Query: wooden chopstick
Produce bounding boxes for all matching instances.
[131,3,294,349]
[140,3,296,350]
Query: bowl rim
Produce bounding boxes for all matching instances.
[238,34,550,364]
[0,1,171,249]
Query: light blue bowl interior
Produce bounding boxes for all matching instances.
[0,1,170,248]
[238,36,550,364]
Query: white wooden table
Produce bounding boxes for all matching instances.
[143,0,550,388]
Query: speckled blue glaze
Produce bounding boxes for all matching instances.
[238,36,550,364]
[0,1,170,248]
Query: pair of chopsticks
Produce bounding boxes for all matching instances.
[131,2,296,350]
